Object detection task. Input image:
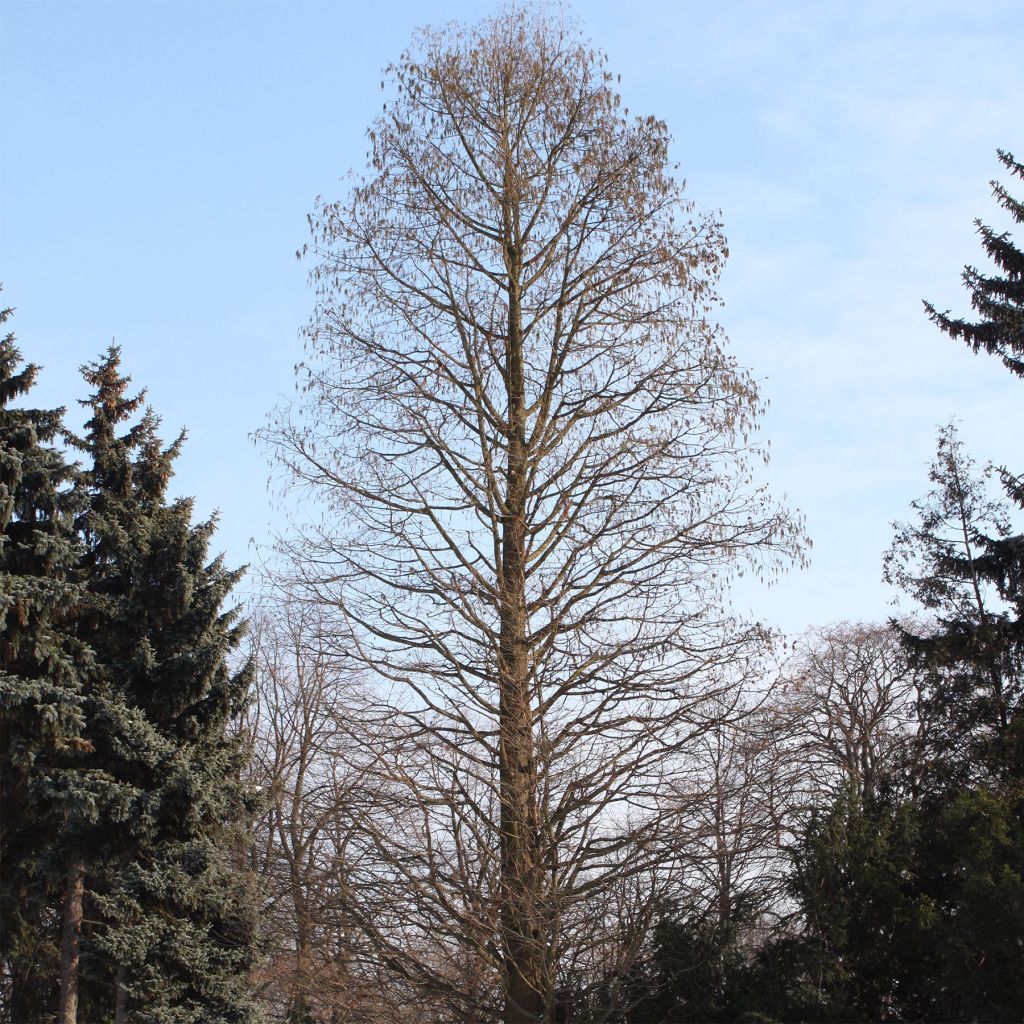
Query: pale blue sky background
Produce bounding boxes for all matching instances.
[2,0,1022,634]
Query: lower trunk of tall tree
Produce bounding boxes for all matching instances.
[290,873,312,1021]
[499,696,546,1022]
[500,692,545,1022]
[57,859,84,1024]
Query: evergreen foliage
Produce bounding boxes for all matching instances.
[885,425,1020,788]
[614,154,1024,1021]
[924,149,1024,380]
[907,150,1024,789]
[765,783,1024,1022]
[64,347,260,1023]
[914,786,1024,1020]
[2,326,259,1023]
[0,299,88,1022]
[779,792,933,1022]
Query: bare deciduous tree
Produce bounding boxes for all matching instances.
[668,695,796,945]
[243,600,394,1023]
[264,6,802,1020]
[781,622,922,805]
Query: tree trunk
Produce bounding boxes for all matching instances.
[115,961,127,1024]
[499,234,546,1023]
[292,884,311,1024]
[57,859,84,1024]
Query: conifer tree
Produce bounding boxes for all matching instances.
[0,299,88,1023]
[900,150,1024,787]
[851,150,1024,1022]
[925,149,1024,380]
[885,424,1019,787]
[61,347,260,1024]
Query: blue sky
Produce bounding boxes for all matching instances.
[3,0,1022,634]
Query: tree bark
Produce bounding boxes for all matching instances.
[292,878,312,1023]
[57,859,84,1024]
[115,961,127,1024]
[499,232,545,1023]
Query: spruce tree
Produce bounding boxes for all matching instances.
[859,149,1024,1021]
[924,149,1024,380]
[885,424,1019,787]
[904,150,1024,787]
[64,347,259,1024]
[0,299,88,1023]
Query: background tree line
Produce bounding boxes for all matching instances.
[2,5,1022,1022]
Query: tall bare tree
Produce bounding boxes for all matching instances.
[265,6,802,1020]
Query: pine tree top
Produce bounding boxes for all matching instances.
[1,304,39,408]
[925,149,1024,379]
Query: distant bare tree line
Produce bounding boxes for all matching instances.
[239,603,920,1023]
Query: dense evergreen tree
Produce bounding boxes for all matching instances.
[907,149,1024,788]
[768,779,1024,1022]
[611,906,762,1024]
[773,152,1024,1024]
[780,791,934,1022]
[885,424,1019,788]
[4,330,260,1023]
[914,786,1024,1020]
[0,299,88,1023]
[61,347,260,1023]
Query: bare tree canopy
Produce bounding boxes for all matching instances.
[264,5,804,1020]
[243,600,383,1022]
[781,622,923,804]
